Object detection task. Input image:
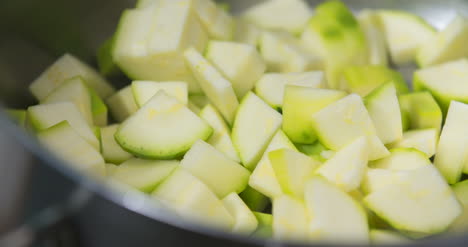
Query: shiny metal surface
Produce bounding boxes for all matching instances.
[0,0,468,246]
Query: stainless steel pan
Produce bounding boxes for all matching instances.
[0,0,467,246]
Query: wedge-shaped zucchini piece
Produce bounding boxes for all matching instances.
[206,41,266,99]
[241,0,311,35]
[388,129,438,157]
[111,158,177,193]
[184,47,239,124]
[234,19,262,46]
[29,54,115,100]
[41,77,93,125]
[38,121,105,176]
[269,149,320,198]
[417,15,468,67]
[249,130,296,199]
[88,88,108,126]
[222,192,258,234]
[106,86,138,122]
[343,65,408,97]
[113,3,207,94]
[282,86,346,144]
[364,165,462,235]
[301,0,368,89]
[449,180,468,233]
[253,212,273,238]
[377,10,435,64]
[6,109,26,127]
[199,104,240,162]
[272,195,309,242]
[434,101,468,184]
[369,230,410,245]
[311,94,389,160]
[399,92,442,132]
[180,140,250,198]
[152,168,234,230]
[239,186,269,212]
[100,124,133,164]
[116,92,212,159]
[414,59,468,114]
[305,177,369,244]
[370,148,430,171]
[132,81,188,107]
[315,136,368,192]
[255,71,325,110]
[232,92,282,169]
[357,10,388,66]
[362,168,407,194]
[97,35,121,77]
[28,102,99,150]
[364,83,403,144]
[260,31,322,73]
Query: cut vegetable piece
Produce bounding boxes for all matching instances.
[113,3,207,94]
[370,148,430,171]
[199,104,240,162]
[132,81,188,107]
[28,102,99,150]
[255,72,325,109]
[417,15,468,67]
[242,0,311,35]
[253,212,273,238]
[152,168,234,230]
[234,19,262,46]
[105,163,118,176]
[302,0,368,89]
[259,31,322,73]
[100,125,133,164]
[369,230,410,245]
[38,121,105,176]
[184,47,239,124]
[29,54,115,100]
[295,142,331,162]
[434,101,468,184]
[282,86,346,144]
[222,192,258,234]
[269,149,320,198]
[399,92,442,132]
[41,77,93,125]
[194,0,234,40]
[305,177,369,244]
[315,136,368,192]
[88,88,108,126]
[106,86,138,122]
[343,65,409,97]
[97,35,121,77]
[362,168,407,194]
[272,195,309,242]
[388,129,438,157]
[377,10,435,64]
[364,165,462,235]
[232,92,282,169]
[116,91,212,159]
[206,41,266,99]
[239,186,269,212]
[112,158,178,193]
[413,59,468,114]
[357,10,388,66]
[311,94,389,160]
[249,130,297,198]
[180,140,250,198]
[449,180,468,232]
[364,83,403,144]
[6,109,26,127]
[189,94,209,108]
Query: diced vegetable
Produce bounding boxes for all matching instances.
[388,129,438,157]
[222,192,258,234]
[370,148,430,171]
[399,92,442,132]
[106,86,138,122]
[100,124,133,164]
[272,195,309,242]
[132,80,188,107]
[357,10,388,66]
